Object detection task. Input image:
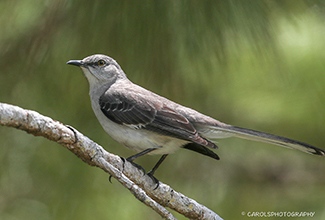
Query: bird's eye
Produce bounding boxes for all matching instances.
[97,60,106,66]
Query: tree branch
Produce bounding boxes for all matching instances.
[0,102,223,220]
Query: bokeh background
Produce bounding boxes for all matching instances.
[0,0,325,219]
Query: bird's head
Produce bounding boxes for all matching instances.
[67,54,126,88]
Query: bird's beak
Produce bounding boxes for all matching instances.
[66,60,84,67]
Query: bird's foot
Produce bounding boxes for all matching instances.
[147,169,160,190]
[125,157,146,174]
[109,157,146,183]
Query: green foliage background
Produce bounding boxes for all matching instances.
[0,1,324,219]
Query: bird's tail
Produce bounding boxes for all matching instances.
[199,124,325,156]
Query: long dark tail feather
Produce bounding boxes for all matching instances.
[226,125,325,156]
[183,143,220,160]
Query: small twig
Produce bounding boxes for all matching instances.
[0,102,223,220]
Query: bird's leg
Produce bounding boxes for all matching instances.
[126,148,157,162]
[125,148,157,174]
[109,148,157,183]
[147,154,169,189]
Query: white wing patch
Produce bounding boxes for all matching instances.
[125,123,146,129]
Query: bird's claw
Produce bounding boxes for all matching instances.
[109,157,147,184]
[108,156,161,190]
[147,170,160,190]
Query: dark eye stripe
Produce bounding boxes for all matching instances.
[88,60,106,67]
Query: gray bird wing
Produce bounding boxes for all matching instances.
[99,90,217,149]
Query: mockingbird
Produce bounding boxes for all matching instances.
[67,54,324,181]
